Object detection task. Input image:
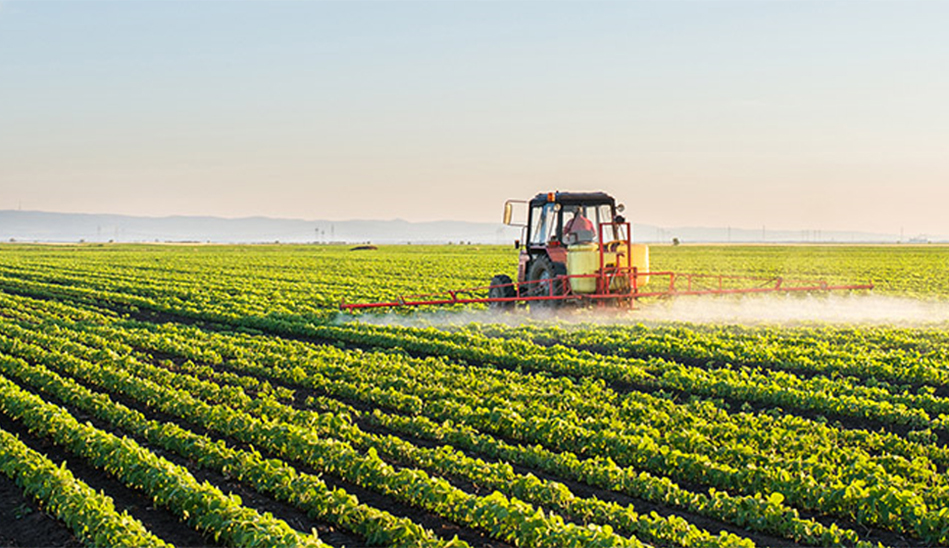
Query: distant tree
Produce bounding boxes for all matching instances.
[672,237,681,246]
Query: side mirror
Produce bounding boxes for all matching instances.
[514,239,520,249]
[502,200,528,227]
[617,203,626,213]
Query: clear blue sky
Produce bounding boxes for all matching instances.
[1,1,947,236]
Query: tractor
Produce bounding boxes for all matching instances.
[339,190,873,312]
[487,191,648,310]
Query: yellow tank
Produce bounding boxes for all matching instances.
[631,244,649,287]
[566,243,599,294]
[602,243,650,290]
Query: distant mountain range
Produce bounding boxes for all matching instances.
[0,210,936,244]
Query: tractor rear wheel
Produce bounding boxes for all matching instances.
[527,256,566,311]
[488,274,516,310]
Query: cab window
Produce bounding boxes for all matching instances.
[561,204,617,244]
[530,204,559,245]
[596,204,616,241]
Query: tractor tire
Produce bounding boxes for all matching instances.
[527,256,566,312]
[487,274,516,311]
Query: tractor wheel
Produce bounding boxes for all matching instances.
[527,256,566,312]
[487,274,516,310]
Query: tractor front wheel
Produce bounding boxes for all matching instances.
[488,274,516,311]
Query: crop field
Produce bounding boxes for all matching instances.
[1,243,949,548]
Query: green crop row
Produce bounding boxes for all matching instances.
[5,292,946,545]
[67,324,746,548]
[1,244,947,313]
[182,323,949,541]
[0,427,171,548]
[239,385,753,548]
[0,348,466,548]
[227,318,946,484]
[0,298,924,544]
[0,326,643,548]
[0,370,327,548]
[303,320,949,439]
[469,322,949,389]
[0,308,851,548]
[221,338,935,541]
[51,317,890,547]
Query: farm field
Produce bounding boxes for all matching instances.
[1,243,949,548]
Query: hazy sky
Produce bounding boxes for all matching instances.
[1,1,947,235]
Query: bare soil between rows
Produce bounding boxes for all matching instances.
[0,470,81,548]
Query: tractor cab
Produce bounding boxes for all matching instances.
[527,194,619,248]
[494,191,648,308]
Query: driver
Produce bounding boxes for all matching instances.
[564,209,595,240]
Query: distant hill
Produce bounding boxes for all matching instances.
[0,211,522,244]
[0,210,928,244]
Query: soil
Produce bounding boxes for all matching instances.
[0,471,82,548]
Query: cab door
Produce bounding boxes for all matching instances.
[521,203,559,283]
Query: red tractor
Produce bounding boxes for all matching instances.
[487,191,648,310]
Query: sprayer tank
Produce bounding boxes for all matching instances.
[566,243,599,294]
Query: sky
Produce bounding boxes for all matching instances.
[1,1,947,236]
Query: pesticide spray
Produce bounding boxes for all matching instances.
[343,293,949,330]
[619,293,949,327]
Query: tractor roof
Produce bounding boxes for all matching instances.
[529,191,615,207]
